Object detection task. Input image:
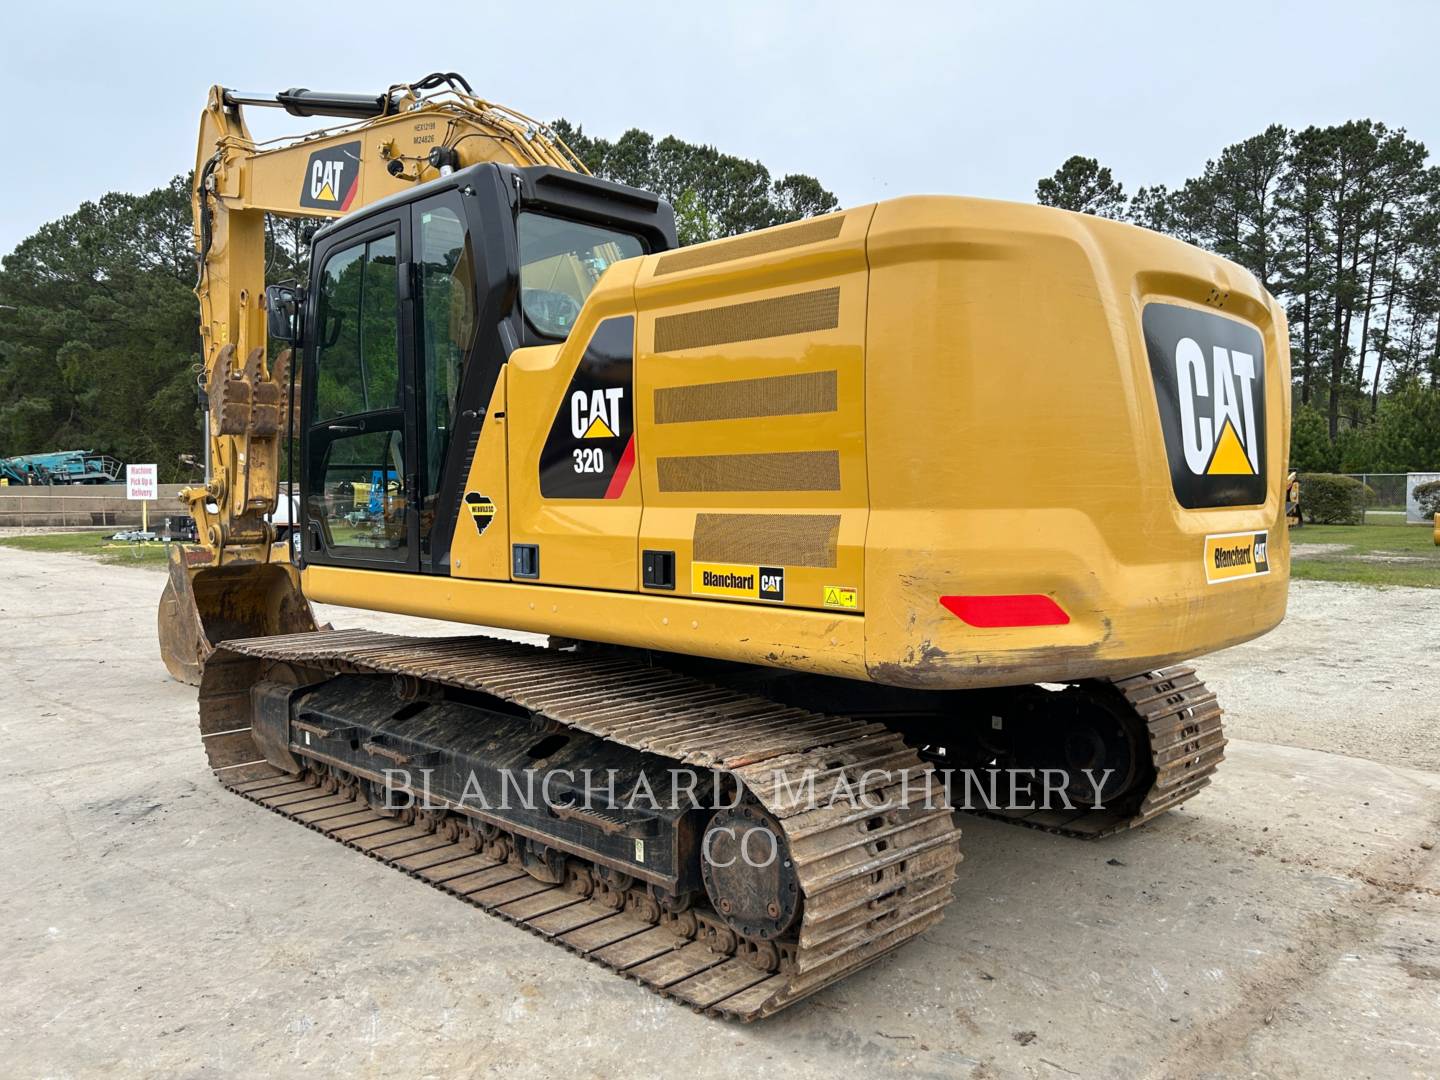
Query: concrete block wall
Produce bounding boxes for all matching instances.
[0,484,190,529]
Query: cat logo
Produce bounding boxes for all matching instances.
[758,567,785,602]
[1175,337,1260,477]
[570,387,625,440]
[1144,303,1268,508]
[298,141,362,211]
[539,316,635,499]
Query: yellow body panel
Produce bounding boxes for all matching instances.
[450,374,511,581]
[633,208,873,614]
[859,197,1289,686]
[506,261,644,590]
[304,564,867,679]
[305,197,1291,691]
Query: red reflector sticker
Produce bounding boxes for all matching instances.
[939,594,1070,628]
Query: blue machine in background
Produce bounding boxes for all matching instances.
[367,468,399,515]
[0,451,124,485]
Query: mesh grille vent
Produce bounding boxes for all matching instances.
[653,288,840,353]
[656,450,841,493]
[693,513,841,568]
[655,371,838,424]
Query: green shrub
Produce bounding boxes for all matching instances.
[1415,480,1440,520]
[1300,473,1371,525]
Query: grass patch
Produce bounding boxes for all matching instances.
[0,530,171,566]
[1289,519,1440,588]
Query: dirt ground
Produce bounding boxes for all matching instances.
[0,549,1437,1079]
[1202,580,1440,771]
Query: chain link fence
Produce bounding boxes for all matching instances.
[1340,473,1408,514]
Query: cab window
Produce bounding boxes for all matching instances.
[313,234,400,421]
[518,212,643,339]
[416,206,478,523]
[306,231,408,562]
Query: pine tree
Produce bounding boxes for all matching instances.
[1035,156,1127,218]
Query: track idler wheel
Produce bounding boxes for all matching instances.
[979,683,1153,809]
[594,866,634,910]
[566,864,595,898]
[1042,683,1151,807]
[700,804,801,941]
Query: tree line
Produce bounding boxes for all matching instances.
[1037,121,1440,472]
[0,177,200,482]
[4,118,1434,482]
[0,129,838,481]
[551,119,839,244]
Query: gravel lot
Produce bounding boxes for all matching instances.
[0,549,1436,1079]
[1203,580,1440,771]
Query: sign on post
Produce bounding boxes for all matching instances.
[126,464,157,533]
[1407,472,1440,524]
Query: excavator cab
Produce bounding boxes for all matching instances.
[292,164,673,577]
[159,160,675,683]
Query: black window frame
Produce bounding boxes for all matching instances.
[300,211,418,573]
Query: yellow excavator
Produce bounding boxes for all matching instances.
[163,73,1290,1019]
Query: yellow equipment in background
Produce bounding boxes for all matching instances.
[165,74,1291,1018]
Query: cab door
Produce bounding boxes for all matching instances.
[410,191,490,574]
[301,213,419,572]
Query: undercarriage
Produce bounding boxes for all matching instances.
[199,630,1223,1018]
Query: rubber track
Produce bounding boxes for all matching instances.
[199,629,963,1020]
[962,665,1227,839]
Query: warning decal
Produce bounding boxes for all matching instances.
[822,586,858,609]
[464,492,496,536]
[1203,530,1271,584]
[691,562,785,602]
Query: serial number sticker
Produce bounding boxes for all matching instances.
[1203,530,1271,584]
[823,586,858,609]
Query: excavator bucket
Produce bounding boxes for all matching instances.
[158,544,319,685]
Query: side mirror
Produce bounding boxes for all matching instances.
[265,284,304,344]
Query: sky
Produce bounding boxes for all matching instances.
[1,0,1438,256]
